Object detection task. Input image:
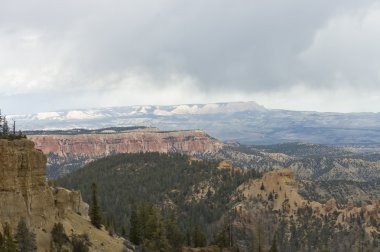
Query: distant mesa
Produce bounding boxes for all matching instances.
[27,127,224,178]
[15,101,267,122]
[10,100,380,145]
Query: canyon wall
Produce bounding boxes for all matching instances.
[28,129,225,178]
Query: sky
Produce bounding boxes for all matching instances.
[1,0,380,114]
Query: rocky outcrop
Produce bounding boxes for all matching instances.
[0,139,56,231]
[53,187,89,218]
[28,129,224,178]
[234,169,380,251]
[237,169,379,216]
[0,139,125,251]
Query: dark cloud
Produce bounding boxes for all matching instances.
[0,0,380,113]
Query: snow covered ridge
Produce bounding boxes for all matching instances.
[8,101,380,145]
[166,102,267,115]
[11,101,267,121]
[120,101,266,116]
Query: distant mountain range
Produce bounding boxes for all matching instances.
[11,101,380,144]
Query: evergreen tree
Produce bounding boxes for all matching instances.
[71,235,89,252]
[0,109,24,139]
[260,182,265,191]
[90,183,102,229]
[12,120,15,135]
[0,223,17,252]
[143,203,159,240]
[129,203,141,245]
[2,237,17,252]
[0,109,3,136]
[105,213,111,230]
[121,226,126,237]
[255,224,264,252]
[0,232,4,249]
[268,192,274,201]
[16,218,37,252]
[186,229,191,246]
[147,221,171,252]
[164,215,184,250]
[2,117,9,137]
[192,225,207,247]
[269,234,278,252]
[51,222,68,250]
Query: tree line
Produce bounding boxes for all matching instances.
[0,219,89,252]
[0,109,25,140]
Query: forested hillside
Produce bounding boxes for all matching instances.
[57,153,260,251]
[56,152,380,251]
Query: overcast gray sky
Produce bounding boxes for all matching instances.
[1,0,380,114]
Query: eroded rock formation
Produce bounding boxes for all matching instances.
[0,139,125,251]
[28,129,225,178]
[0,139,56,231]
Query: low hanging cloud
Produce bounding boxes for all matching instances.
[0,0,380,113]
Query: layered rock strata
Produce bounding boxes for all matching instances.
[0,139,122,251]
[0,139,56,231]
[28,129,224,177]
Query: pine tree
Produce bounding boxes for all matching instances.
[90,183,102,229]
[0,232,4,248]
[186,229,191,246]
[4,236,17,252]
[148,220,171,252]
[0,109,3,136]
[16,218,37,252]
[121,226,126,237]
[192,225,207,247]
[268,192,274,201]
[2,117,9,137]
[164,214,184,250]
[144,204,159,240]
[1,223,17,252]
[255,223,264,252]
[71,235,89,252]
[0,110,24,139]
[269,234,278,252]
[260,182,265,191]
[51,222,68,249]
[12,120,15,135]
[129,203,142,245]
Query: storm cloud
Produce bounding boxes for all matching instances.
[1,0,380,113]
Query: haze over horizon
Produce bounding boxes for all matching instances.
[1,0,380,114]
[6,100,380,116]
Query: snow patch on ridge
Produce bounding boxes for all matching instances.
[171,105,199,114]
[66,110,102,120]
[35,112,61,120]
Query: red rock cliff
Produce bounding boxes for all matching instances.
[28,130,225,177]
[29,130,224,156]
